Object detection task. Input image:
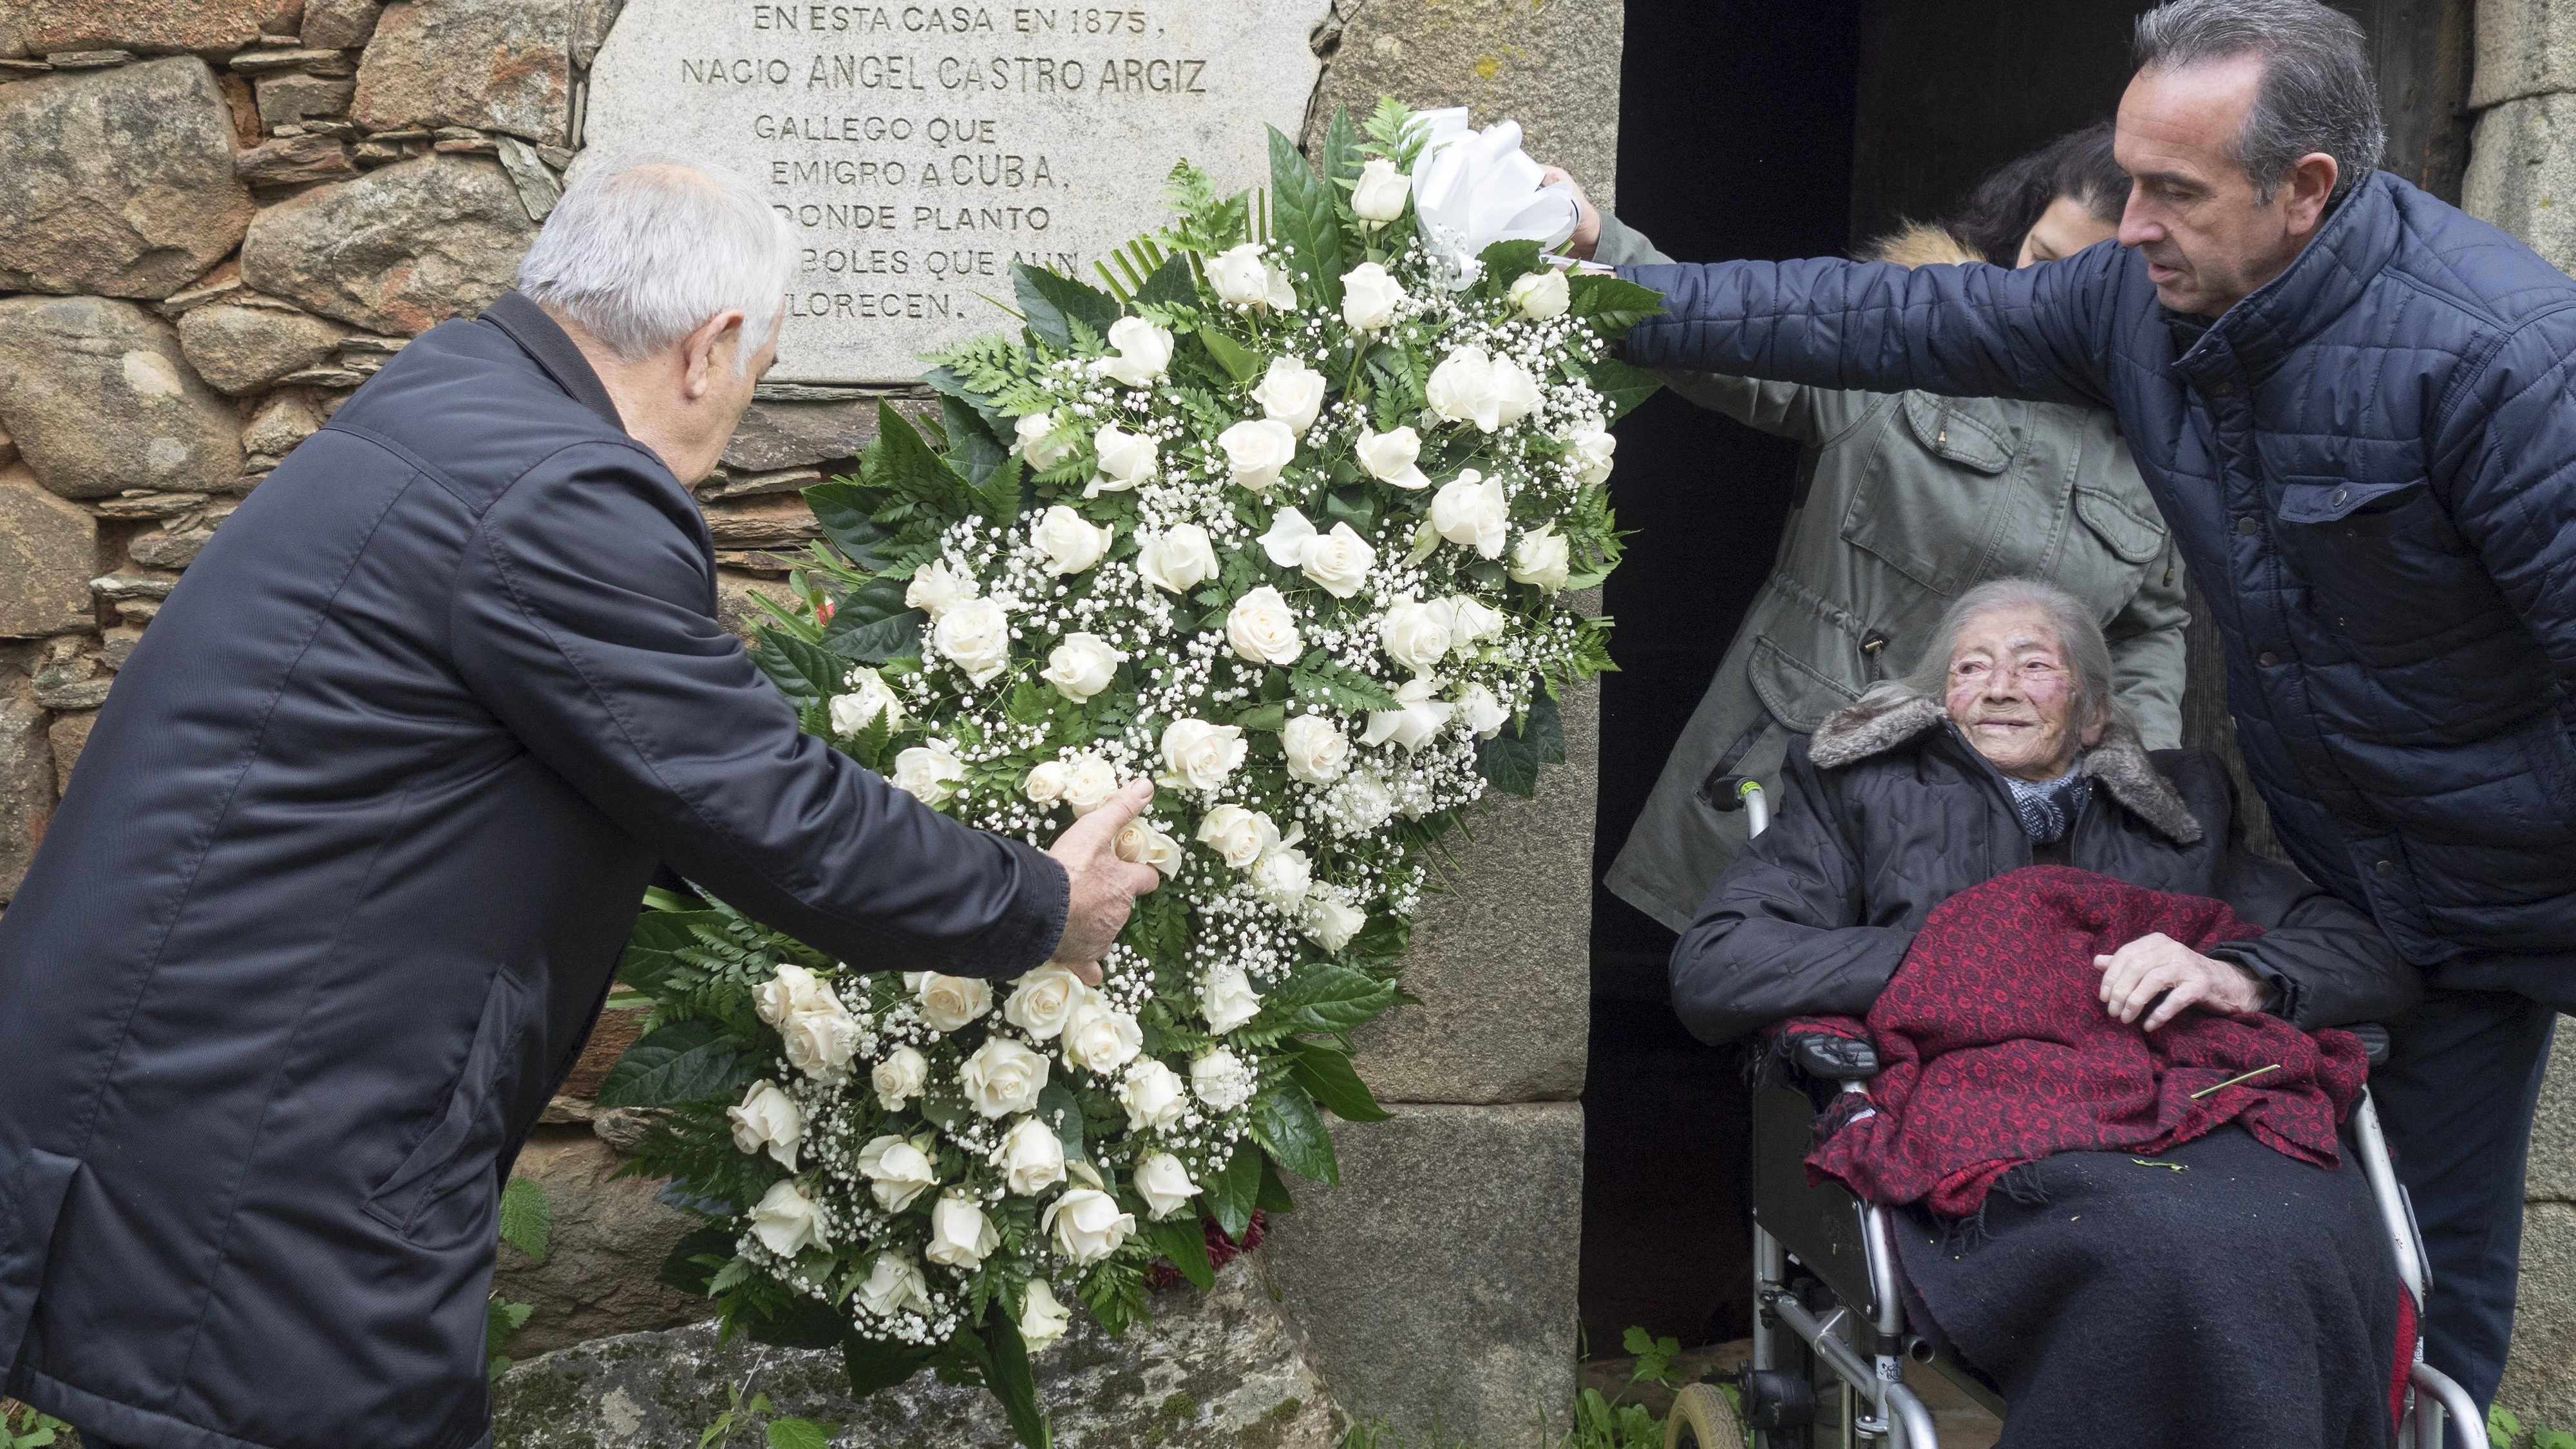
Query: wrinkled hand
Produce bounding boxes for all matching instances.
[1537,164,1603,261]
[2094,931,2272,1032]
[1043,778,1161,985]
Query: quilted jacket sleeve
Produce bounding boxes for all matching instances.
[1595,212,1834,444]
[2438,309,2576,704]
[449,441,1068,980]
[1667,739,1915,1045]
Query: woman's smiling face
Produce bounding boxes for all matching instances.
[1944,604,2098,782]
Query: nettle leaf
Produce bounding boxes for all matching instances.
[804,480,895,571]
[1251,1077,1340,1184]
[766,1419,836,1449]
[498,1175,553,1264]
[598,1019,749,1108]
[1586,355,1664,422]
[1282,1040,1393,1123]
[1014,261,1122,351]
[1267,124,1345,308]
[1204,1140,1262,1239]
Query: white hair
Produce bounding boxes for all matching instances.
[1868,576,2132,736]
[515,153,793,370]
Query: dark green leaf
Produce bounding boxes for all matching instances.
[1013,261,1122,351]
[755,630,849,705]
[1233,701,1288,733]
[1273,964,1400,1033]
[1475,694,1564,797]
[1251,1078,1339,1184]
[1567,273,1667,333]
[1037,1082,1087,1160]
[497,1175,553,1263]
[1267,124,1345,308]
[1135,250,1199,309]
[923,364,1016,440]
[971,453,1028,526]
[766,1419,835,1449]
[743,1294,850,1350]
[803,480,895,571]
[1586,356,1664,422]
[1197,328,1262,386]
[1320,486,1378,536]
[618,909,726,995]
[1144,1213,1215,1291]
[1320,104,1361,193]
[822,611,922,667]
[1282,1041,1393,1122]
[942,393,1009,486]
[1477,239,1545,293]
[843,1336,934,1396]
[656,1224,739,1295]
[1256,1155,1298,1214]
[862,400,976,515]
[598,1019,748,1108]
[1289,658,1401,714]
[983,1313,1052,1449]
[1204,1141,1261,1240]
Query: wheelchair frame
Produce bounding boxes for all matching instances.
[1729,783,2490,1449]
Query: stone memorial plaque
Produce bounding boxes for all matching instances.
[585,1,1335,383]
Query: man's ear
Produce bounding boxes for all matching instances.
[678,310,748,400]
[2281,152,2339,238]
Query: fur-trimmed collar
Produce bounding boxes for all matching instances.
[1808,694,2204,844]
[1863,222,1982,269]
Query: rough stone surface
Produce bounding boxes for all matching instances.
[242,391,325,458]
[0,296,245,499]
[299,0,382,51]
[2466,94,2576,279]
[492,1253,1347,1449]
[1305,0,1625,214]
[0,57,255,299]
[1265,1103,1582,1447]
[48,709,96,792]
[240,153,536,334]
[584,0,1333,381]
[722,400,893,473]
[178,303,348,395]
[2500,1202,2576,1432]
[0,676,53,903]
[351,0,573,145]
[128,522,216,572]
[0,469,100,638]
[1352,677,1594,1103]
[254,71,354,126]
[18,0,275,55]
[2472,0,2576,109]
[490,1132,709,1358]
[236,131,356,186]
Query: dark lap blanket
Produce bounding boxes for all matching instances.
[1894,1125,2406,1449]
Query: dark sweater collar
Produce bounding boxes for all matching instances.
[478,290,625,433]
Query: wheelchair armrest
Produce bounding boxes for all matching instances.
[1790,1032,1881,1081]
[2348,1022,2390,1067]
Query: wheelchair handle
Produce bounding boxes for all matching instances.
[1741,780,1770,839]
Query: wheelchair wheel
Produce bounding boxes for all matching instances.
[1665,1383,1748,1449]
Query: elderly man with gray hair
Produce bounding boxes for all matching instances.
[0,157,1160,1449]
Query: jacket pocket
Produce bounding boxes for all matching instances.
[2275,477,2426,523]
[1841,395,2022,595]
[0,1148,80,1370]
[363,963,532,1242]
[2071,486,2168,564]
[1747,634,1866,733]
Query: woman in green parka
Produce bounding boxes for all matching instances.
[1569,124,2192,932]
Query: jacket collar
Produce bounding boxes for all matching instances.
[478,290,626,433]
[2166,169,2405,386]
[1808,693,2204,844]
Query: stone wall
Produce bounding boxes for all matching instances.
[0,2,1624,1444]
[2461,0,2575,1428]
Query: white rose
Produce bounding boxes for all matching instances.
[1490,353,1541,429]
[1059,753,1121,816]
[1003,963,1088,1041]
[1260,508,1378,600]
[1218,417,1298,493]
[1351,156,1410,223]
[891,741,967,806]
[1355,425,1430,490]
[905,558,978,619]
[915,972,993,1033]
[1564,427,1616,486]
[933,597,1012,686]
[1508,266,1571,320]
[1190,1046,1254,1112]
[1429,469,1510,559]
[1041,1186,1135,1266]
[1363,675,1456,752]
[855,1251,931,1317]
[1023,759,1070,806]
[1090,422,1158,495]
[1249,842,1312,911]
[1459,682,1511,739]
[1059,997,1144,1074]
[998,1116,1067,1196]
[1226,585,1304,667]
[1426,346,1502,430]
[1198,963,1263,1034]
[1282,713,1350,784]
[1302,894,1368,953]
[927,1190,1000,1270]
[753,962,836,1028]
[748,1178,829,1257]
[1341,261,1406,331]
[1157,718,1247,791]
[871,1045,928,1111]
[1114,817,1185,880]
[1332,770,1397,831]
[829,668,904,737]
[1253,355,1328,435]
[1445,596,1507,647]
[1133,1151,1200,1220]
[1041,632,1126,703]
[779,1003,858,1080]
[1135,525,1218,594]
[1510,523,1573,593]
[1117,1059,1190,1134]
[1205,242,1273,307]
[726,1079,804,1170]
[1019,1280,1072,1350]
[1015,411,1076,471]
[1378,597,1455,674]
[1101,316,1173,387]
[856,1133,939,1213]
[960,1037,1050,1119]
[1195,804,1281,869]
[1033,504,1113,576]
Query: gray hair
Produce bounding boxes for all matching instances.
[516,153,794,369]
[1869,578,2129,737]
[2132,0,2385,205]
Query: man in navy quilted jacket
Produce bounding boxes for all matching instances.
[1581,0,2575,1410]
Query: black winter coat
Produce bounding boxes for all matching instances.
[0,294,1068,1449]
[1622,172,2576,1001]
[1672,693,2421,1046]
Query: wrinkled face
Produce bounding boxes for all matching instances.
[1944,605,2098,782]
[2016,194,2120,269]
[2114,57,2322,316]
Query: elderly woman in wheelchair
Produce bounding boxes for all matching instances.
[1662,578,2469,1449]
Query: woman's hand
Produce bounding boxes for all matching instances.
[2094,931,2273,1031]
